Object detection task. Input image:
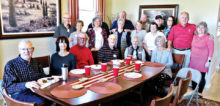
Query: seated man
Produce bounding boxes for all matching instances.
[2,40,46,105]
[98,34,119,63]
[69,32,94,68]
[124,36,146,61]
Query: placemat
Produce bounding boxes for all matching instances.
[89,82,122,94]
[50,84,87,98]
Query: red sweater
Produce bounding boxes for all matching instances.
[69,45,94,69]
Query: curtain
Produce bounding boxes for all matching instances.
[96,0,105,21]
[68,0,79,26]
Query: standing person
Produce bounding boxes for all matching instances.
[140,13,150,32]
[130,20,146,47]
[87,17,108,51]
[143,22,166,57]
[98,34,119,63]
[163,16,176,38]
[114,18,131,59]
[124,36,146,61]
[189,22,214,93]
[2,40,47,105]
[53,13,76,41]
[167,11,196,67]
[69,32,94,69]
[110,11,134,33]
[155,15,165,32]
[87,11,110,36]
[50,36,76,75]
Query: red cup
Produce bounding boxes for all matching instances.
[84,65,91,76]
[126,58,131,65]
[113,67,119,77]
[101,63,107,72]
[135,61,141,71]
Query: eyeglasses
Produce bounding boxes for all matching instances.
[20,48,33,51]
[77,37,87,40]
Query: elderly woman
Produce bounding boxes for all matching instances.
[87,17,108,51]
[124,36,146,61]
[50,36,76,75]
[163,16,176,37]
[98,34,119,63]
[130,20,146,47]
[143,22,166,57]
[114,18,131,59]
[189,22,214,93]
[151,36,173,94]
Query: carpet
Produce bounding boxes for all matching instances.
[180,98,220,106]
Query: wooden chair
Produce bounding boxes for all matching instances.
[33,55,50,68]
[2,88,35,106]
[151,84,175,106]
[172,71,192,106]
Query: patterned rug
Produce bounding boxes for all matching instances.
[180,98,220,106]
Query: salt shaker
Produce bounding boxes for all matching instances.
[61,64,68,81]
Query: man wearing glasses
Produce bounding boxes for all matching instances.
[2,40,47,105]
[53,13,76,41]
[69,32,94,69]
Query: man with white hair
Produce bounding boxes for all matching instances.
[2,40,46,105]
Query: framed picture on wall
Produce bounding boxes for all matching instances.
[139,5,179,24]
[0,0,61,39]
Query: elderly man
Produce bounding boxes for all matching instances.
[69,32,94,69]
[98,34,119,63]
[110,11,134,33]
[2,40,46,105]
[87,11,110,36]
[167,11,196,67]
[124,36,146,61]
[53,13,76,41]
[140,13,150,32]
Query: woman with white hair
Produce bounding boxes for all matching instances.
[189,21,214,93]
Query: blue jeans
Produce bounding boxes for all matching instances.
[11,89,45,105]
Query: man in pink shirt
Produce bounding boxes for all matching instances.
[167,11,196,67]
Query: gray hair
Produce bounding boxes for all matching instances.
[180,11,189,19]
[18,40,33,49]
[195,21,208,35]
[117,18,125,24]
[108,34,117,40]
[77,32,88,38]
[131,36,139,42]
[92,17,102,27]
[154,36,166,47]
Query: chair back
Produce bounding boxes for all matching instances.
[151,84,175,106]
[173,71,192,106]
[172,53,185,69]
[33,55,50,68]
[179,68,202,85]
[2,88,35,106]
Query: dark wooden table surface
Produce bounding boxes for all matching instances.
[34,61,165,106]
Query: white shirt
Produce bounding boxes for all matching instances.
[143,31,166,50]
[94,27,104,50]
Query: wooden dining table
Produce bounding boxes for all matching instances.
[34,61,165,106]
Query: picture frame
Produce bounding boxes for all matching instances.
[139,5,179,24]
[0,0,61,39]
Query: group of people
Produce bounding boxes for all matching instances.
[2,10,214,105]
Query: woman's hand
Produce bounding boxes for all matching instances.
[205,61,210,68]
[91,48,97,51]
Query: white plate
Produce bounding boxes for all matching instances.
[91,65,101,69]
[124,72,142,79]
[72,84,84,90]
[37,77,60,89]
[70,69,85,74]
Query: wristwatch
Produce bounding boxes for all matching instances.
[208,59,211,62]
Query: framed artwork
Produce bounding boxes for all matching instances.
[139,5,179,24]
[0,0,61,39]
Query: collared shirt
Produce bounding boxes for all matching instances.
[110,19,134,30]
[53,24,76,38]
[2,56,46,95]
[88,22,110,36]
[69,45,94,69]
[98,44,119,63]
[167,23,196,49]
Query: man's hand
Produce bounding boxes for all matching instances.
[25,81,41,92]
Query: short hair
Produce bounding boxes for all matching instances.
[117,18,125,24]
[195,21,209,35]
[76,20,84,26]
[108,34,117,40]
[56,36,70,52]
[77,32,88,38]
[18,40,33,49]
[180,11,189,18]
[155,36,166,48]
[131,36,139,42]
[92,17,102,27]
[136,20,144,30]
[149,22,158,31]
[119,11,126,16]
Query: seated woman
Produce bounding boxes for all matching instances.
[151,36,173,94]
[163,16,176,38]
[114,18,131,59]
[124,36,146,61]
[50,36,76,75]
[130,20,146,47]
[87,17,108,51]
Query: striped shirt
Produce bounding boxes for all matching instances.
[2,56,46,94]
[98,44,119,63]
